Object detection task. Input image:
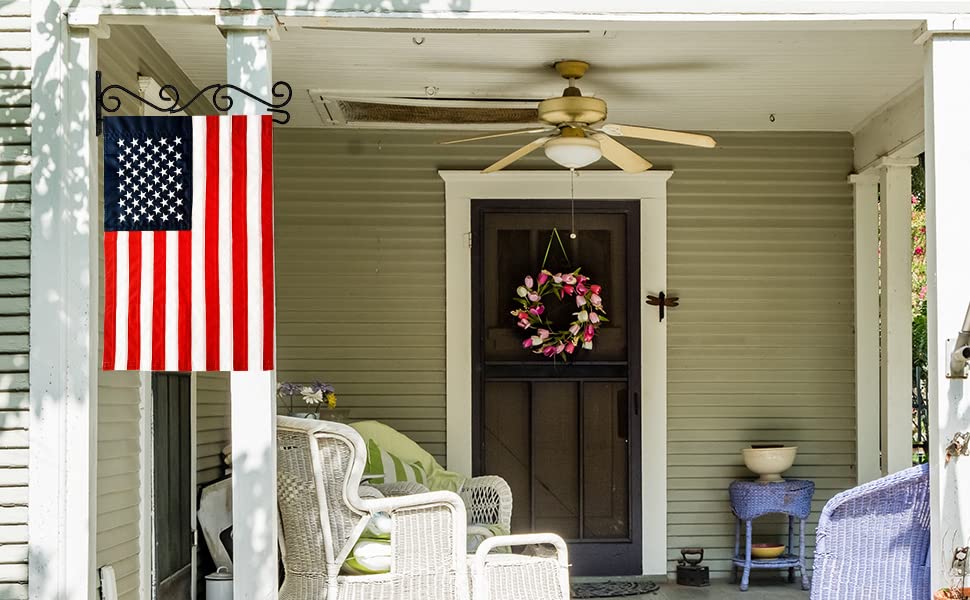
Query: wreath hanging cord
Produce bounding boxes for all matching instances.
[512,227,608,359]
[540,226,571,271]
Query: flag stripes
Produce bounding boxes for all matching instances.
[102,115,275,371]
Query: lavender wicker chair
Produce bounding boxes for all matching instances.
[810,464,930,600]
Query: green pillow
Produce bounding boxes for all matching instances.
[364,439,427,486]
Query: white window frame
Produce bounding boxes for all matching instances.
[439,169,671,576]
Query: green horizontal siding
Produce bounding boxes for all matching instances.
[274,128,855,577]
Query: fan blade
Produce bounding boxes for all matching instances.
[591,133,652,173]
[440,127,555,145]
[598,123,716,148]
[482,136,555,173]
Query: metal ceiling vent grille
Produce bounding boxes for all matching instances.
[310,94,540,129]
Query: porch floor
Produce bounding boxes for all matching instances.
[598,580,809,600]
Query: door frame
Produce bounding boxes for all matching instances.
[439,170,671,576]
[139,372,198,600]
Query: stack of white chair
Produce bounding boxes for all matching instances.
[276,416,571,600]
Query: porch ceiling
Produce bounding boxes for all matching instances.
[144,22,923,131]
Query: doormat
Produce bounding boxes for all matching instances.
[571,579,660,598]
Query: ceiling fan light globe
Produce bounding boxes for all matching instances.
[543,136,602,169]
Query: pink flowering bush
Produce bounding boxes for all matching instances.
[912,192,928,370]
[512,268,608,359]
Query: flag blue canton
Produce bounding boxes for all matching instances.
[103,116,193,232]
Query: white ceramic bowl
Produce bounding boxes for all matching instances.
[742,446,797,482]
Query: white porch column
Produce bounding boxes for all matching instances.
[923,25,970,592]
[877,157,918,476]
[216,13,280,600]
[29,14,107,600]
[849,173,881,484]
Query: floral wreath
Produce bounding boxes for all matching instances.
[510,229,608,359]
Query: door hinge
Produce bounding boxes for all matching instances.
[465,231,472,248]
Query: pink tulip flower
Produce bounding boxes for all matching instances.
[538,271,550,285]
[522,338,533,348]
[565,341,576,354]
[586,324,595,337]
[543,346,556,357]
[525,275,534,289]
[527,292,540,302]
[589,312,600,324]
[529,307,540,317]
[562,284,575,295]
[576,295,587,307]
[555,343,566,354]
[576,283,588,294]
[563,274,577,285]
[536,305,545,315]
[590,284,601,295]
[552,274,563,284]
[569,324,581,336]
[590,293,602,307]
[538,329,550,340]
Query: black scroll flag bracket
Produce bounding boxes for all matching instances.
[646,291,679,323]
[95,70,294,136]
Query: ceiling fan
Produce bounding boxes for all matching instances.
[440,60,716,173]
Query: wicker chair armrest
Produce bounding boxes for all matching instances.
[358,491,468,577]
[358,489,465,518]
[470,534,570,600]
[370,481,430,497]
[460,475,513,532]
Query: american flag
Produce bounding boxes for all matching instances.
[102,115,275,372]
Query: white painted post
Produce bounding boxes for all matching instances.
[28,15,107,600]
[877,157,918,476]
[923,28,970,593]
[216,13,279,600]
[849,173,881,484]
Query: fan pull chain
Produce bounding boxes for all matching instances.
[569,168,578,240]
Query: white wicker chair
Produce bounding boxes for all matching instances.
[276,416,570,600]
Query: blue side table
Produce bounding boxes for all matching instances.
[728,479,815,591]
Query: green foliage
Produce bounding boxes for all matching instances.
[912,156,927,370]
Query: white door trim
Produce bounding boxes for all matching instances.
[439,169,671,576]
[138,372,199,600]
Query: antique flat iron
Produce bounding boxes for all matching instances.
[676,547,710,587]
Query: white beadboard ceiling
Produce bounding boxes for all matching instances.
[144,23,923,131]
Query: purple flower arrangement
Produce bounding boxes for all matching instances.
[511,268,608,359]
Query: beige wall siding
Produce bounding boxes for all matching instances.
[665,132,855,575]
[95,26,215,599]
[274,128,855,576]
[0,4,30,597]
[196,373,230,487]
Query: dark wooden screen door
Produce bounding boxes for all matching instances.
[471,200,642,576]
